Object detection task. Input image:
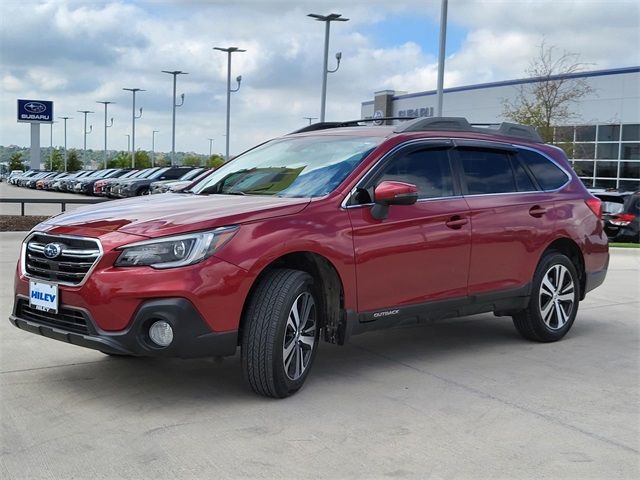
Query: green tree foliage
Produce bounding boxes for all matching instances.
[107,151,150,169]
[47,148,64,171]
[66,149,83,171]
[8,152,24,171]
[182,155,203,167]
[134,150,151,168]
[502,42,594,143]
[107,151,131,169]
[206,155,225,169]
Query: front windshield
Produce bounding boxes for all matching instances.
[134,167,161,179]
[148,167,169,179]
[180,168,204,181]
[193,136,382,197]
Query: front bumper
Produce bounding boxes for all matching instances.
[10,296,238,357]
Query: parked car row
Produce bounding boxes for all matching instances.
[7,166,210,198]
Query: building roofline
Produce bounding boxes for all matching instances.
[361,66,640,106]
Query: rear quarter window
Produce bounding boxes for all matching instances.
[518,149,569,190]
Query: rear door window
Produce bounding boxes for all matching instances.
[457,148,516,195]
[518,149,569,190]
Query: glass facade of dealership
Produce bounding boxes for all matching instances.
[362,67,640,192]
[554,124,640,191]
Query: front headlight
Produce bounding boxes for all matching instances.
[115,226,238,269]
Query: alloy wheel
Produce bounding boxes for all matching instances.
[538,264,575,330]
[282,292,316,381]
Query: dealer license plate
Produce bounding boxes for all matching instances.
[29,280,59,314]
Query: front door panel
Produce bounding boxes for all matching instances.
[348,198,471,313]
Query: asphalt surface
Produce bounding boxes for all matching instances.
[0,181,100,216]
[0,232,638,479]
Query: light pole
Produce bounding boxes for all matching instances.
[303,116,318,125]
[152,130,159,167]
[123,88,144,168]
[308,13,348,122]
[78,110,94,167]
[436,0,448,116]
[125,134,130,154]
[214,46,245,161]
[96,101,114,169]
[49,121,56,170]
[161,70,187,166]
[208,138,214,156]
[58,116,71,171]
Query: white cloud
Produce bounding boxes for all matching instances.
[0,0,637,155]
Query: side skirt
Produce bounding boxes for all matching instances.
[343,284,531,339]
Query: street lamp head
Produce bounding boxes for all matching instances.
[336,51,342,60]
[162,70,188,75]
[214,46,247,53]
[123,88,146,92]
[97,101,115,105]
[236,75,242,83]
[308,13,349,22]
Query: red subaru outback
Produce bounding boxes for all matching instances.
[10,117,608,397]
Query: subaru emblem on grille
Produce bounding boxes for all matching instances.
[43,243,63,259]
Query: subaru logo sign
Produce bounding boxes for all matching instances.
[24,102,47,114]
[43,243,63,259]
[17,99,53,123]
[373,110,384,126]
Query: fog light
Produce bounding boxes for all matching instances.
[149,320,173,347]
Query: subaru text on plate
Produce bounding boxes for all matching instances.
[10,117,609,398]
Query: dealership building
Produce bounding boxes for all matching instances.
[361,66,640,191]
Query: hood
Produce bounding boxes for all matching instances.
[42,193,310,238]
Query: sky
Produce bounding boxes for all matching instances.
[1,0,639,157]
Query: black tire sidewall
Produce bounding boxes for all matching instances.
[529,253,580,340]
[271,276,320,396]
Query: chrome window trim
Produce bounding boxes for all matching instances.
[508,144,572,194]
[340,138,573,208]
[21,232,104,288]
[340,138,456,209]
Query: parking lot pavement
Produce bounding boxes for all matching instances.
[0,182,95,216]
[0,232,638,480]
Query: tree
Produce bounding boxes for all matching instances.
[8,152,24,171]
[206,155,225,169]
[49,148,64,171]
[107,151,131,169]
[502,42,594,143]
[183,155,203,167]
[133,150,151,168]
[66,149,83,171]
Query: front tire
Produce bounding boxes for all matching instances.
[241,269,320,398]
[513,252,580,342]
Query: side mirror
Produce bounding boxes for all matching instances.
[371,181,418,220]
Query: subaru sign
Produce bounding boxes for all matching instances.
[17,99,54,123]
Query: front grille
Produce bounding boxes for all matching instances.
[16,299,90,334]
[24,233,101,285]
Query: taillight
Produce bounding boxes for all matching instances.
[610,213,636,226]
[585,197,602,219]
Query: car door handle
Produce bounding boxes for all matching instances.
[445,216,468,229]
[529,206,547,218]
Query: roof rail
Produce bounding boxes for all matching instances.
[288,116,416,135]
[394,116,543,142]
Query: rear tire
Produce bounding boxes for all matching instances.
[241,269,320,398]
[513,252,580,342]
